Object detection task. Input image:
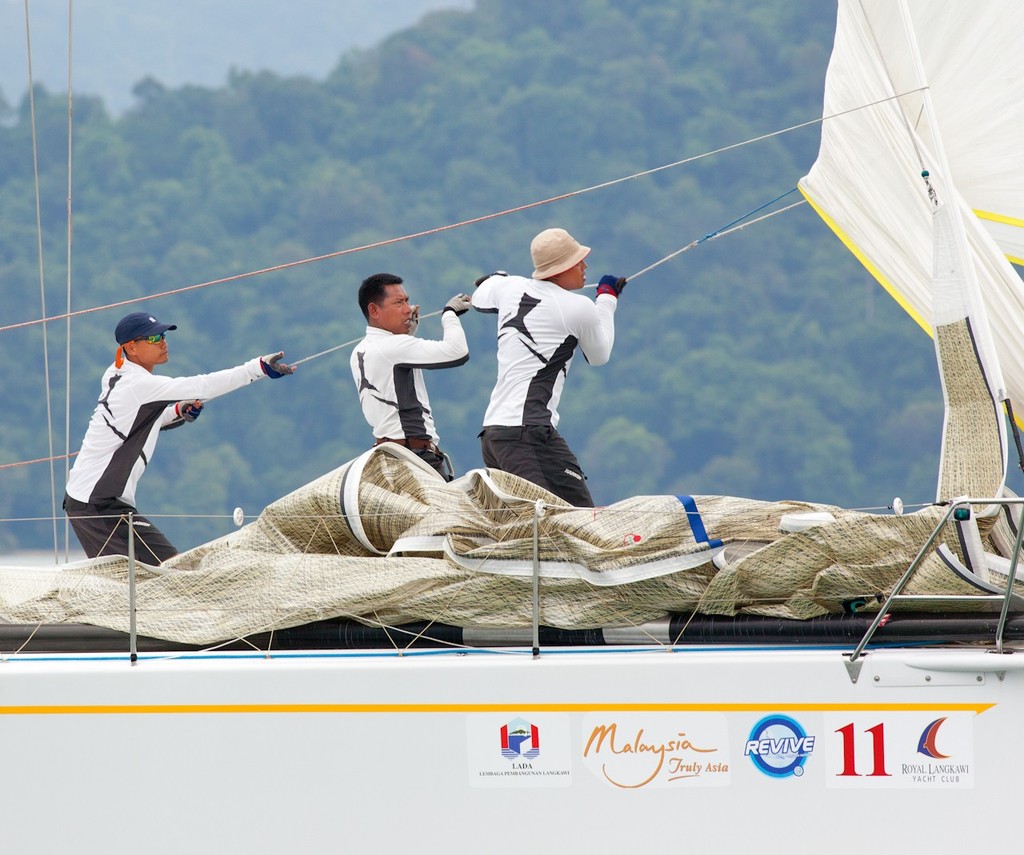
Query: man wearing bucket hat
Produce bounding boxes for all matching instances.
[63,310,295,563]
[472,227,626,506]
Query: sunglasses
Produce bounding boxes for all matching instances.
[135,333,166,344]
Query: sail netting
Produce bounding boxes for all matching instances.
[0,444,1020,646]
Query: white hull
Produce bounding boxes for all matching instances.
[3,643,1021,853]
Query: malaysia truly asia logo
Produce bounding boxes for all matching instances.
[744,714,816,778]
[582,718,727,788]
[501,717,540,761]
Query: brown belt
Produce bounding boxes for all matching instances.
[374,437,441,454]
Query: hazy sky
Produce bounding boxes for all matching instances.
[1,0,473,113]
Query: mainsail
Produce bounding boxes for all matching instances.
[799,0,1024,501]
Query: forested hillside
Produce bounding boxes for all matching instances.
[0,0,964,552]
[0,0,472,114]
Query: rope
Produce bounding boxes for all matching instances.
[294,200,808,366]
[586,193,806,288]
[0,88,923,337]
[0,193,819,471]
[62,0,75,561]
[0,451,77,472]
[0,91,928,472]
[294,309,444,366]
[858,3,938,207]
[23,0,63,562]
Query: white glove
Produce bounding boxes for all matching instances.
[174,400,203,422]
[260,352,296,378]
[443,294,473,316]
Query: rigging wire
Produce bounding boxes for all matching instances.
[22,0,62,562]
[294,193,807,367]
[0,87,924,337]
[62,0,75,561]
[586,192,805,288]
[859,1,936,205]
[0,88,929,475]
[0,190,834,469]
[0,177,807,466]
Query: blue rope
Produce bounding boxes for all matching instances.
[698,187,800,245]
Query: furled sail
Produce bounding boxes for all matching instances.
[799,0,1024,501]
[0,444,1014,643]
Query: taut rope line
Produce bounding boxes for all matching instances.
[0,89,921,337]
[23,0,63,560]
[585,193,805,288]
[62,0,76,561]
[300,197,807,366]
[0,194,815,469]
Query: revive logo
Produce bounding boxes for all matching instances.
[744,714,816,778]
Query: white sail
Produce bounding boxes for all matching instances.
[799,0,1024,489]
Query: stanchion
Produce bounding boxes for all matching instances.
[532,499,544,658]
[127,513,138,665]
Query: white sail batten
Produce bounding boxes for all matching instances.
[799,0,1024,419]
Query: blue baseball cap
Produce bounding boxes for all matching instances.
[115,312,177,344]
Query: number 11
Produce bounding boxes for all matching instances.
[835,722,890,777]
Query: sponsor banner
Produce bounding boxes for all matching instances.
[743,714,817,780]
[466,708,977,791]
[467,714,572,788]
[580,713,730,788]
[825,712,975,788]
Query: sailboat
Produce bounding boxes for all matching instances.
[2,1,1024,851]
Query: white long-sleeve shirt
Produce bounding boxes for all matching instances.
[472,275,616,427]
[350,311,469,444]
[65,357,266,506]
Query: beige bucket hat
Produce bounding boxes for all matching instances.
[530,228,591,279]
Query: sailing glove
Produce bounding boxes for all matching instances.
[443,294,473,316]
[474,271,508,287]
[408,306,420,337]
[260,352,296,378]
[596,275,627,298]
[175,400,203,422]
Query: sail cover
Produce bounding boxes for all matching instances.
[799,0,1024,470]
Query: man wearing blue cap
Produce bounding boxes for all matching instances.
[63,311,295,563]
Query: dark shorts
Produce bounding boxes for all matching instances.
[479,425,594,507]
[63,494,179,564]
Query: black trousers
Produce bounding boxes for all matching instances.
[479,425,594,507]
[415,448,454,481]
[63,494,179,564]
